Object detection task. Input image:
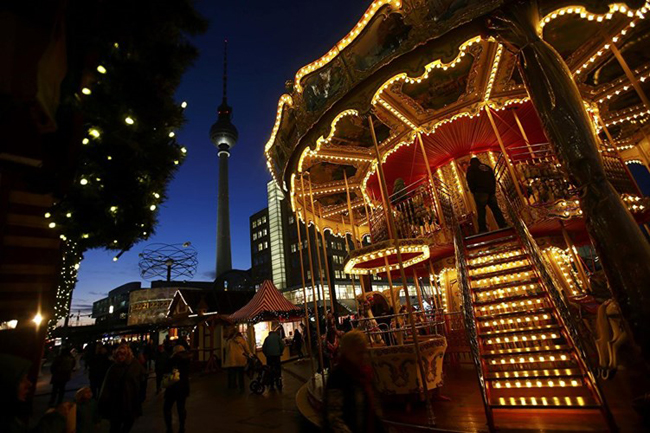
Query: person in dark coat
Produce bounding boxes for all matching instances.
[292,328,303,359]
[99,343,146,433]
[154,344,170,394]
[48,348,75,407]
[262,328,285,390]
[324,330,385,433]
[88,343,111,399]
[465,157,507,233]
[163,345,191,433]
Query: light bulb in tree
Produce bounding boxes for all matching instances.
[113,257,118,262]
[150,205,157,211]
[181,101,188,108]
[110,206,118,213]
[82,234,89,239]
[153,192,160,199]
[45,212,51,218]
[81,88,92,95]
[32,313,43,326]
[125,117,135,125]
[89,128,100,138]
[107,156,112,160]
[174,160,179,165]
[48,222,56,228]
[82,138,89,145]
[180,147,187,154]
[80,178,88,185]
[66,213,72,218]
[169,132,175,138]
[74,263,80,270]
[97,65,107,74]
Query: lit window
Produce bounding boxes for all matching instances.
[253,233,258,241]
[291,244,297,253]
[262,216,267,223]
[289,216,294,224]
[258,243,263,252]
[263,228,268,236]
[264,241,268,249]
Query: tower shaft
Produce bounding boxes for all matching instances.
[216,149,232,275]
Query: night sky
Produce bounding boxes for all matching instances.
[70,1,372,317]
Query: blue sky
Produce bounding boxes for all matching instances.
[71,0,371,316]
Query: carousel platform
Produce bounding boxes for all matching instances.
[296,362,645,432]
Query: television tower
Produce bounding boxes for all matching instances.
[210,40,238,277]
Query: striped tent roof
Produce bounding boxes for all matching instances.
[229,280,302,323]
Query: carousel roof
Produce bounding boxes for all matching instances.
[264,0,650,231]
[229,280,302,323]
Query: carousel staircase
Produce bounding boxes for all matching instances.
[461,228,608,414]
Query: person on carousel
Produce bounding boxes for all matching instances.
[465,157,508,234]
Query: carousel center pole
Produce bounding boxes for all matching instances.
[491,0,650,364]
[369,115,436,426]
[294,205,316,381]
[300,174,326,385]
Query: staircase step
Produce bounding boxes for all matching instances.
[478,313,554,332]
[490,394,598,408]
[466,235,516,251]
[486,368,583,380]
[468,254,528,270]
[483,331,563,346]
[484,345,571,356]
[472,278,540,293]
[489,376,584,389]
[479,324,560,337]
[470,263,533,279]
[471,269,537,287]
[476,307,552,321]
[467,243,520,260]
[473,291,547,306]
[475,297,548,317]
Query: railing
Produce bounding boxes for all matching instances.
[369,177,442,242]
[352,311,445,347]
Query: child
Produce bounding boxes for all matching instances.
[75,387,99,433]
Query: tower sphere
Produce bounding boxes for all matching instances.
[210,101,238,151]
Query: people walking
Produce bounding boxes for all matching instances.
[75,387,100,433]
[224,328,251,391]
[48,347,75,407]
[262,326,284,390]
[163,345,191,433]
[465,157,507,233]
[99,343,146,433]
[324,330,385,433]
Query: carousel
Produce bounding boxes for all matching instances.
[264,0,650,431]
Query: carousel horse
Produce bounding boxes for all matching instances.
[594,299,628,379]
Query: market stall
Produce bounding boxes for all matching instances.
[229,280,303,363]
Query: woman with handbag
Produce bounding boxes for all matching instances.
[163,344,191,433]
[224,327,252,392]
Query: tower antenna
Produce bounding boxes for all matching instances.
[222,39,228,104]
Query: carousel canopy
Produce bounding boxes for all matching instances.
[229,280,302,323]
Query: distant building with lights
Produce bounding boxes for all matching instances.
[250,181,387,311]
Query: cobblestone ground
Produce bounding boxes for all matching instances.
[31,358,316,433]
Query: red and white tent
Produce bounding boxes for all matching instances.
[229,280,302,323]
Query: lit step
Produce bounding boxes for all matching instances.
[467,242,519,259]
[490,377,584,389]
[486,351,574,367]
[469,262,531,278]
[465,235,515,251]
[486,368,583,380]
[476,307,552,321]
[471,268,536,288]
[483,331,563,346]
[479,324,560,337]
[468,250,525,268]
[491,395,598,408]
[484,345,570,356]
[478,313,554,332]
[474,291,546,307]
[475,297,547,317]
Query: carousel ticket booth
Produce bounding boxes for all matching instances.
[229,280,304,363]
[262,1,650,431]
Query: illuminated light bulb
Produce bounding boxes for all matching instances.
[181,101,188,108]
[169,132,175,138]
[174,160,179,165]
[80,178,88,185]
[150,205,157,211]
[124,116,134,125]
[32,313,43,326]
[44,212,51,218]
[82,234,89,239]
[89,128,100,138]
[66,212,72,218]
[97,65,107,74]
[81,87,92,95]
[48,222,56,229]
[180,147,187,154]
[113,256,119,262]
[82,138,89,145]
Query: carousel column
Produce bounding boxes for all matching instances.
[307,175,330,314]
[343,172,369,294]
[491,0,650,362]
[370,116,436,426]
[417,133,446,227]
[300,174,326,381]
[317,204,336,315]
[294,205,316,379]
[341,214,361,314]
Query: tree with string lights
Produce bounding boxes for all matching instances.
[46,0,208,332]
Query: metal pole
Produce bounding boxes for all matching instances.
[416,133,445,227]
[317,204,336,314]
[307,175,330,315]
[294,205,316,380]
[299,174,326,382]
[511,108,535,158]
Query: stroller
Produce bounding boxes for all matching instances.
[246,354,282,394]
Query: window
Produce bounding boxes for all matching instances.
[257,243,263,252]
[332,255,344,265]
[263,228,268,236]
[335,270,343,279]
[264,241,268,249]
[262,216,267,223]
[291,243,297,253]
[252,220,257,229]
[253,232,258,241]
[289,215,294,224]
